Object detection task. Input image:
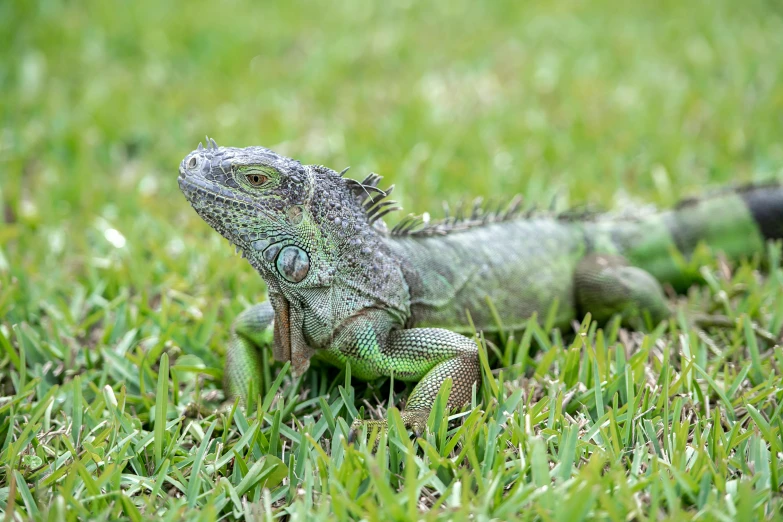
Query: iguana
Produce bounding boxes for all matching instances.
[178,138,783,433]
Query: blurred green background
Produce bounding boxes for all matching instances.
[2,0,783,518]
[2,0,783,369]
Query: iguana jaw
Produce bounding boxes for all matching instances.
[179,169,259,228]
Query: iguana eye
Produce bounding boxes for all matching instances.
[187,156,198,169]
[246,173,268,186]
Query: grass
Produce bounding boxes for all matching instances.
[2,0,783,519]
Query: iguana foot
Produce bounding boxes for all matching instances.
[224,302,275,406]
[348,409,430,443]
[347,419,387,444]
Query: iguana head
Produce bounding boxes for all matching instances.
[177,139,408,312]
[178,138,329,285]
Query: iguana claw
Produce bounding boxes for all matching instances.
[347,410,429,444]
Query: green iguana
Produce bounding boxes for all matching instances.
[178,138,783,433]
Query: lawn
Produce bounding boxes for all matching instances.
[2,0,783,519]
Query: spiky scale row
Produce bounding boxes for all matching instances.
[198,136,219,151]
[391,193,526,237]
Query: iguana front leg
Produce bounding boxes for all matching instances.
[327,310,480,434]
[224,302,274,401]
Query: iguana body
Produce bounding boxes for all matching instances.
[178,139,783,432]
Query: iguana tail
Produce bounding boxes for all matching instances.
[589,184,783,291]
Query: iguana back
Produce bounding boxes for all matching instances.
[390,219,585,332]
[390,185,783,334]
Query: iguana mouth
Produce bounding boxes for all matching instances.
[178,173,277,234]
[178,173,254,205]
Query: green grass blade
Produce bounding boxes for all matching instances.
[153,352,169,471]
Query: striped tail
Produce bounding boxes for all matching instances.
[589,184,783,291]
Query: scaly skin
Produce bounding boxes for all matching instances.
[178,138,783,435]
